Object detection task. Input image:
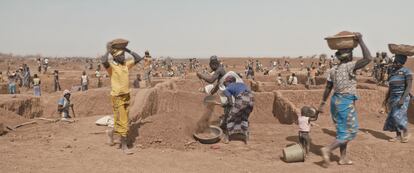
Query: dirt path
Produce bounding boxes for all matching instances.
[1,115,413,173]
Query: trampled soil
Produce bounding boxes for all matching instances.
[0,57,414,173]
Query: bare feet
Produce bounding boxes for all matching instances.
[401,133,410,143]
[222,135,229,144]
[388,136,401,142]
[106,129,115,146]
[338,158,353,165]
[320,147,330,168]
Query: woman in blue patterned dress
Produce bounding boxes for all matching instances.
[318,33,372,167]
[383,54,412,143]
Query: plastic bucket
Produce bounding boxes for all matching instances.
[283,143,305,162]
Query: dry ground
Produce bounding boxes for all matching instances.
[1,57,414,173]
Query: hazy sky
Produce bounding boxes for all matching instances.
[0,0,413,58]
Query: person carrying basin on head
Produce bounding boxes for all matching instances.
[318,32,372,167]
[383,47,413,143]
[101,39,143,155]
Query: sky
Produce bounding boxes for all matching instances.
[0,0,413,58]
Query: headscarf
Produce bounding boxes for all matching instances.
[335,48,353,62]
[394,54,408,65]
[63,89,71,96]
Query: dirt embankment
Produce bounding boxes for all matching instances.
[0,95,42,119]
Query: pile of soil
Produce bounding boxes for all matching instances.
[0,109,29,127]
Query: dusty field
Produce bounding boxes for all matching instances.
[1,57,414,173]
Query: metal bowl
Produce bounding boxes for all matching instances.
[193,125,223,144]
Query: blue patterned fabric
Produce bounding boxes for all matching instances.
[330,93,359,141]
[383,67,412,132]
[383,94,409,132]
[388,67,412,94]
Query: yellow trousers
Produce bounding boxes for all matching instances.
[111,94,130,137]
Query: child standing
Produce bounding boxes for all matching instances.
[298,106,318,157]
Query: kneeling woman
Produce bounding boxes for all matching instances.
[383,54,412,143]
[222,76,254,143]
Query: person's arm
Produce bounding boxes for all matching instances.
[197,71,220,84]
[354,33,372,71]
[57,105,64,112]
[101,52,110,69]
[318,81,333,113]
[125,48,143,65]
[398,73,413,107]
[223,87,234,106]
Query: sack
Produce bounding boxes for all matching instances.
[388,44,414,56]
[325,31,358,50]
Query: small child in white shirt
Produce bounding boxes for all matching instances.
[298,106,318,157]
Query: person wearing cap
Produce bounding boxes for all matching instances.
[143,51,153,88]
[222,75,254,144]
[383,54,412,143]
[101,41,143,155]
[318,32,372,167]
[58,90,73,120]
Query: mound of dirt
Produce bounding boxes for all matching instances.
[0,108,29,127]
[0,95,42,118]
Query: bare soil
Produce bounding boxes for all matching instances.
[0,57,414,173]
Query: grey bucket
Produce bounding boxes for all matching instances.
[283,143,305,162]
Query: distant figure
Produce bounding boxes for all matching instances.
[276,73,286,86]
[133,74,141,88]
[7,72,17,94]
[288,73,298,85]
[0,72,3,83]
[246,65,254,80]
[58,90,73,120]
[300,60,304,71]
[80,71,89,91]
[95,70,102,88]
[22,64,31,88]
[53,70,61,92]
[32,74,41,96]
[143,51,153,88]
[37,58,42,73]
[43,58,49,74]
[307,67,317,86]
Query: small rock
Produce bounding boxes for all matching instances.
[210,144,220,150]
[73,138,77,141]
[64,145,72,148]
